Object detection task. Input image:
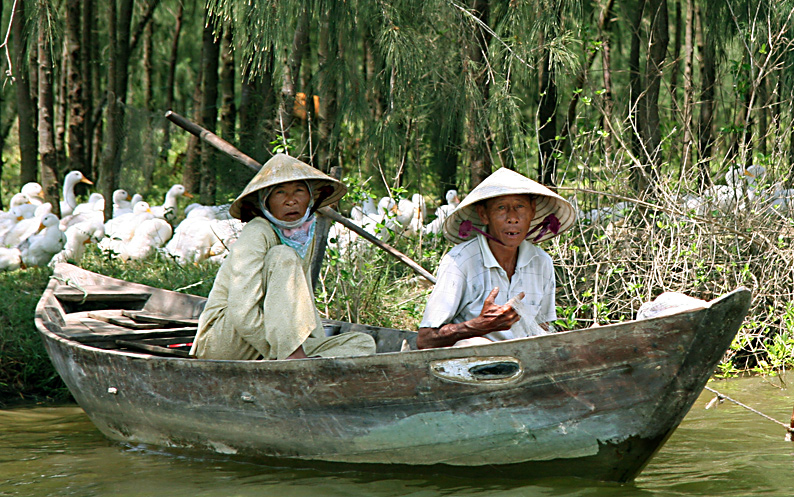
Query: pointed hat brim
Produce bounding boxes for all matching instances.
[229,154,347,220]
[442,168,575,244]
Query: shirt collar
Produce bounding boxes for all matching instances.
[477,233,538,270]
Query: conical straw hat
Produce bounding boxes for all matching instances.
[442,168,575,244]
[229,154,347,220]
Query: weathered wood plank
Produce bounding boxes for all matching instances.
[115,339,193,358]
[121,310,199,327]
[54,285,150,302]
[87,311,162,330]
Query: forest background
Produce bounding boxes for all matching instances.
[2,0,794,402]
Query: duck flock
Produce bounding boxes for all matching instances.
[0,171,463,271]
[5,163,790,272]
[0,171,243,271]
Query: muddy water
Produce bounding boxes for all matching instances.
[2,376,794,496]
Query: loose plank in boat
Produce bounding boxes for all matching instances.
[63,317,196,344]
[115,339,193,358]
[86,310,162,330]
[53,285,150,302]
[121,310,199,327]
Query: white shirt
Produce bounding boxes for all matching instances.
[420,234,556,341]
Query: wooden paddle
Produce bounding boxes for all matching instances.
[165,110,437,285]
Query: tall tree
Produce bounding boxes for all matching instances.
[66,0,87,177]
[161,1,183,162]
[13,0,38,185]
[38,0,59,213]
[100,0,135,222]
[199,12,220,204]
[81,0,95,179]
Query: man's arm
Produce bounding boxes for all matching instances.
[417,288,523,349]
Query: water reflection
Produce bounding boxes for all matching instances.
[2,377,794,497]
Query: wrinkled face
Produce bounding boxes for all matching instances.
[475,194,536,249]
[266,181,312,222]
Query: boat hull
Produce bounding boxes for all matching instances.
[35,264,751,481]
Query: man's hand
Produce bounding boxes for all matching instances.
[467,287,524,333]
[417,287,525,349]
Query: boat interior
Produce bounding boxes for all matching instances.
[40,273,418,359]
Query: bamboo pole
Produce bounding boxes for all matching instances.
[164,110,437,284]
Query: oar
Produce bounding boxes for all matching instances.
[165,110,437,285]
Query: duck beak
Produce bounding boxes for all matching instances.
[81,178,94,185]
[183,192,194,199]
[38,222,45,231]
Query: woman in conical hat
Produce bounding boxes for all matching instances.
[191,154,375,361]
[417,167,575,350]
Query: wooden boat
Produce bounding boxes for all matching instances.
[35,262,751,482]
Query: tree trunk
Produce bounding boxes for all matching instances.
[66,0,87,177]
[13,0,37,185]
[639,0,668,193]
[217,25,237,194]
[100,0,134,222]
[161,2,183,162]
[599,0,615,154]
[239,48,276,166]
[277,5,310,148]
[182,56,203,194]
[695,4,714,187]
[316,9,338,174]
[669,0,682,119]
[465,0,492,188]
[199,14,220,204]
[55,42,68,174]
[629,0,646,191]
[82,0,95,179]
[38,0,60,214]
[680,0,695,179]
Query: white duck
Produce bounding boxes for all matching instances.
[19,213,67,267]
[113,192,143,217]
[101,201,154,255]
[165,207,218,264]
[424,189,460,235]
[119,217,173,261]
[111,189,133,217]
[0,247,22,271]
[72,192,106,216]
[20,182,45,205]
[50,224,93,266]
[3,203,52,248]
[150,184,193,222]
[0,203,28,241]
[60,171,94,216]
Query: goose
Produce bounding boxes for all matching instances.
[20,213,67,267]
[72,192,106,216]
[0,246,22,271]
[424,189,460,235]
[350,197,377,225]
[2,203,52,248]
[119,217,173,261]
[165,207,219,264]
[113,192,143,217]
[111,189,133,217]
[101,201,154,255]
[50,224,94,266]
[150,184,193,222]
[20,182,45,205]
[205,218,244,264]
[9,193,38,219]
[60,171,94,216]
[0,203,28,241]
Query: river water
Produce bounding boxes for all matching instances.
[2,376,794,497]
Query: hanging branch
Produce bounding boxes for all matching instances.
[0,0,19,83]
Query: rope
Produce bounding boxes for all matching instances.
[704,385,793,435]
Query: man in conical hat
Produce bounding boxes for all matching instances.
[191,154,375,360]
[417,168,575,349]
